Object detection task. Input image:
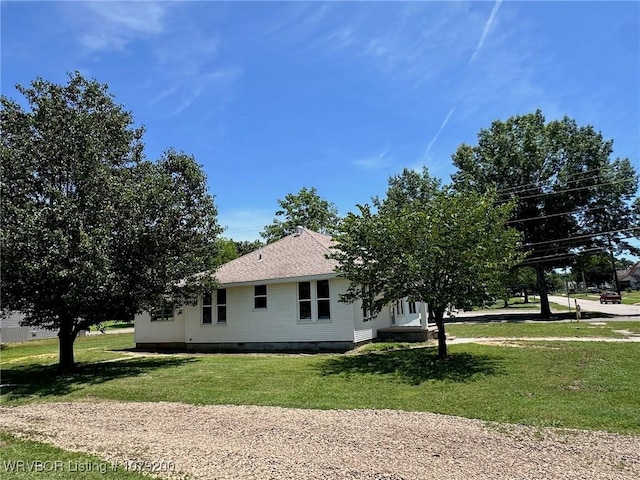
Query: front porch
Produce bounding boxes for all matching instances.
[377,325,439,342]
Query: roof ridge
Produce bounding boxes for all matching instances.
[303,228,335,255]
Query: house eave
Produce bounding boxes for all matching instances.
[218,272,339,288]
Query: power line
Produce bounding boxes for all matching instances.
[497,177,636,203]
[519,247,605,265]
[506,206,606,225]
[494,163,632,196]
[523,227,640,248]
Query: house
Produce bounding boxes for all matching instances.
[0,311,86,343]
[617,262,640,290]
[135,227,431,352]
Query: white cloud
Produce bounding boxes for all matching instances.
[76,1,170,51]
[166,67,243,116]
[354,149,391,170]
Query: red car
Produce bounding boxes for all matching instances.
[599,292,621,304]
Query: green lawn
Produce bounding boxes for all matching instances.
[446,321,640,339]
[0,433,151,480]
[1,332,639,434]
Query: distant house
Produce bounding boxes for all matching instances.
[1,311,59,343]
[135,227,431,352]
[617,262,640,290]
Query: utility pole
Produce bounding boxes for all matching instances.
[607,235,621,294]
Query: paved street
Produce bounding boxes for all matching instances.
[547,294,640,317]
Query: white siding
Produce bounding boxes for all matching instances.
[353,300,393,343]
[1,312,64,343]
[135,309,186,344]
[184,278,355,344]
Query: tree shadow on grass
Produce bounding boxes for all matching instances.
[319,348,504,386]
[0,357,194,402]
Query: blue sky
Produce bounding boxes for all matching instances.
[2,1,639,242]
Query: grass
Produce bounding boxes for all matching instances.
[472,297,571,312]
[1,332,639,434]
[445,321,640,339]
[0,433,151,480]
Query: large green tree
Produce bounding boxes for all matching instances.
[261,187,340,243]
[452,111,639,317]
[1,73,221,370]
[332,169,522,358]
[570,252,614,287]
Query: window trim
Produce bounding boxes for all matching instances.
[297,280,331,323]
[217,288,227,323]
[254,284,267,310]
[202,289,228,325]
[151,302,174,322]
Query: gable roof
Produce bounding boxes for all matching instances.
[617,262,640,282]
[215,228,338,285]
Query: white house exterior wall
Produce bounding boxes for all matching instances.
[352,301,393,344]
[136,277,357,348]
[134,310,187,346]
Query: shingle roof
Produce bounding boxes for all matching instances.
[215,228,338,285]
[617,262,640,281]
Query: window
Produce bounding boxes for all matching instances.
[203,290,227,324]
[396,300,404,315]
[202,291,213,324]
[217,288,227,323]
[151,302,174,322]
[299,282,312,320]
[254,284,267,309]
[298,280,330,321]
[317,280,330,320]
[408,301,417,314]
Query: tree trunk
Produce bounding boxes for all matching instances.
[523,288,529,304]
[433,307,447,359]
[503,298,509,308]
[535,264,552,319]
[58,317,78,372]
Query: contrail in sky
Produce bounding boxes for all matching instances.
[424,107,455,157]
[470,0,503,63]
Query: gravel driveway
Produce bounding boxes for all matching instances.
[1,401,638,480]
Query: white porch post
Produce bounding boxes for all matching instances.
[419,302,429,330]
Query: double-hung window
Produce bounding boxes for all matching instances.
[254,285,267,309]
[202,289,227,324]
[317,280,331,320]
[298,282,312,320]
[298,280,331,321]
[217,289,227,322]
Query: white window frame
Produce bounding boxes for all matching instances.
[202,289,227,325]
[151,302,174,322]
[254,284,267,310]
[297,280,331,323]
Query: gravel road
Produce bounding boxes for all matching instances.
[1,401,638,480]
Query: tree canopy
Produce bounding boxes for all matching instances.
[332,168,523,358]
[0,73,221,370]
[261,187,340,243]
[452,110,639,316]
